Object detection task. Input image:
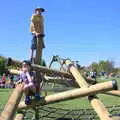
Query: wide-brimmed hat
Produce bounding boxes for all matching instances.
[35,7,45,12]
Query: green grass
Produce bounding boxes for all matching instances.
[0,89,13,104]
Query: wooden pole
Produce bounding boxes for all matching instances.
[35,36,43,65]
[0,84,24,120]
[17,81,116,110]
[9,69,22,75]
[65,59,88,88]
[103,90,120,97]
[5,57,74,79]
[110,116,120,120]
[64,59,113,120]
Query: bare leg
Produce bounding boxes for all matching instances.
[30,33,36,62]
[28,82,36,94]
[23,85,31,104]
[23,85,29,96]
[30,49,34,60]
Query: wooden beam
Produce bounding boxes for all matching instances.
[65,59,88,88]
[109,114,120,120]
[0,84,24,120]
[65,59,113,120]
[4,57,74,79]
[35,36,43,65]
[9,69,22,75]
[17,81,116,110]
[103,90,120,97]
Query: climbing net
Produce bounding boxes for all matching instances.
[1,104,120,120]
[20,105,120,120]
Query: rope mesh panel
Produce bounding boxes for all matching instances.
[1,105,120,120]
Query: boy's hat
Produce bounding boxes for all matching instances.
[35,7,45,12]
[22,60,31,66]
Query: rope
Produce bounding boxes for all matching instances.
[1,104,120,120]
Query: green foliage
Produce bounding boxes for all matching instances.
[89,60,116,74]
[113,68,120,74]
[40,59,46,66]
[0,56,6,75]
[90,62,99,71]
[99,60,114,73]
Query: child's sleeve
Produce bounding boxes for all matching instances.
[15,74,23,84]
[16,74,21,81]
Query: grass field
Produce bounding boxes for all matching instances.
[0,77,120,119]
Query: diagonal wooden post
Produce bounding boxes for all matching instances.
[0,84,24,120]
[65,59,113,120]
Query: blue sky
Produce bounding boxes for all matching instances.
[0,0,120,67]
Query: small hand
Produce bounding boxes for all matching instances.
[16,79,23,84]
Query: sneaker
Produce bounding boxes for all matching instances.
[34,94,41,101]
[25,96,31,105]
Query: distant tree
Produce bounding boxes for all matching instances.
[113,68,120,74]
[40,59,46,66]
[99,60,114,73]
[89,60,115,75]
[99,60,107,72]
[0,56,6,75]
[90,62,99,71]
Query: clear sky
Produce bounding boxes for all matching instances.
[0,0,120,67]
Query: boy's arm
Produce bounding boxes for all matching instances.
[15,79,23,85]
[31,14,37,23]
[15,74,23,85]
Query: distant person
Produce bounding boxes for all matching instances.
[2,73,6,83]
[16,60,41,105]
[84,71,97,84]
[30,7,45,62]
[1,73,6,88]
[8,74,15,88]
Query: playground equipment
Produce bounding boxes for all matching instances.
[0,57,119,120]
[0,8,120,120]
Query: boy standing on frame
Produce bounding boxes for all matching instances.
[30,7,45,63]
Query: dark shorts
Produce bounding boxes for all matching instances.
[31,34,37,50]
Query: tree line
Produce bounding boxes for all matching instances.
[89,60,120,75]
